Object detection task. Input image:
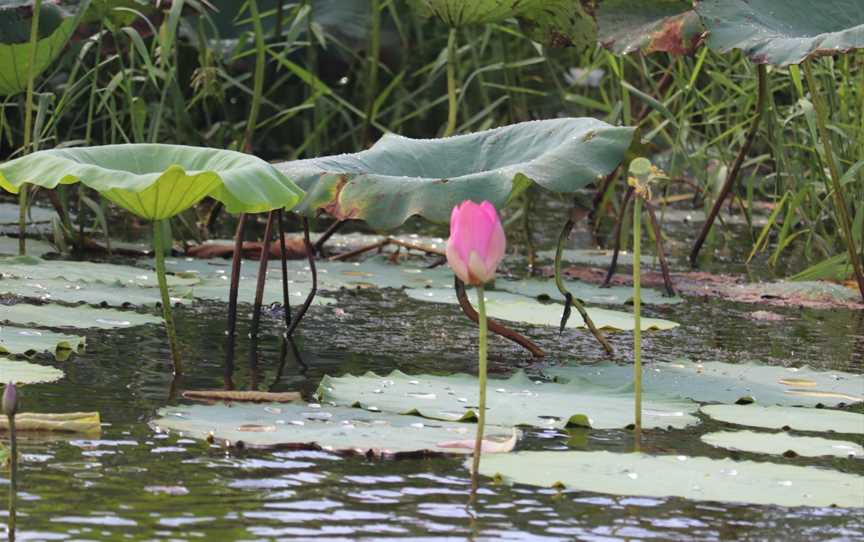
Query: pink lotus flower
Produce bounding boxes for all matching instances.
[446,200,506,285]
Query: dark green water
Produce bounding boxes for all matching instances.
[3,201,864,541]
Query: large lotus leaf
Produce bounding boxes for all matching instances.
[153,402,517,456]
[404,288,679,331]
[410,0,547,26]
[174,277,335,307]
[0,277,188,307]
[702,430,864,459]
[317,370,698,430]
[276,119,635,230]
[547,360,864,407]
[497,278,683,306]
[1,256,198,288]
[695,0,864,66]
[0,235,54,256]
[0,1,86,96]
[0,325,84,360]
[478,451,864,508]
[701,404,864,434]
[0,357,64,384]
[598,0,704,55]
[2,303,162,329]
[0,145,305,218]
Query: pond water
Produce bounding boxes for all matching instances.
[2,197,863,541]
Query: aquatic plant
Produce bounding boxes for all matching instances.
[445,200,505,490]
[0,144,304,374]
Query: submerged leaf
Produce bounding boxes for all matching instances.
[0,358,64,384]
[153,402,517,456]
[0,326,84,360]
[317,370,698,430]
[702,430,864,458]
[479,451,864,508]
[701,404,864,434]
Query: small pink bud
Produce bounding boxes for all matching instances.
[3,382,17,417]
[446,200,506,286]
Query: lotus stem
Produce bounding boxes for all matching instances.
[444,28,458,137]
[643,200,676,297]
[522,191,536,270]
[243,0,266,152]
[18,0,43,255]
[251,211,276,339]
[277,210,292,327]
[454,277,544,358]
[602,186,635,288]
[690,64,767,268]
[5,385,18,538]
[313,220,345,256]
[802,60,864,302]
[633,194,643,436]
[286,216,317,337]
[470,284,488,492]
[554,213,614,355]
[153,220,182,375]
[363,0,382,145]
[225,215,246,363]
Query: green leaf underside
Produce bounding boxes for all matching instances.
[276,119,635,230]
[153,402,516,456]
[547,360,864,407]
[1,256,198,288]
[701,404,864,434]
[317,370,698,430]
[701,430,864,458]
[0,358,64,384]
[0,326,84,359]
[0,2,83,96]
[405,288,679,331]
[696,0,864,66]
[0,145,304,218]
[478,451,864,508]
[598,0,703,55]
[2,303,162,329]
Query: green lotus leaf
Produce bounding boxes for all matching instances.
[0,256,198,288]
[478,451,864,508]
[497,278,683,306]
[0,1,88,96]
[2,302,162,329]
[0,357,64,384]
[276,119,635,230]
[702,430,864,459]
[0,277,189,307]
[695,0,864,66]
[0,144,305,219]
[410,0,548,26]
[598,0,704,55]
[538,248,654,267]
[153,402,517,456]
[701,404,864,434]
[0,235,54,256]
[316,370,698,430]
[547,360,864,407]
[174,277,335,307]
[404,288,679,331]
[0,326,84,360]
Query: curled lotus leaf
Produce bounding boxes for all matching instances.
[0,144,304,219]
[478,450,864,508]
[598,0,705,55]
[276,118,635,230]
[695,0,864,66]
[0,1,89,96]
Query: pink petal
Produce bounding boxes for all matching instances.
[446,237,470,284]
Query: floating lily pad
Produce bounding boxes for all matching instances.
[598,0,704,55]
[696,0,864,66]
[478,451,864,508]
[537,248,654,267]
[0,277,182,307]
[0,235,55,256]
[0,326,84,360]
[701,430,864,458]
[0,411,101,434]
[174,277,335,307]
[404,288,679,331]
[701,404,864,435]
[153,402,517,457]
[276,119,634,230]
[2,303,162,329]
[0,358,64,384]
[497,278,682,306]
[1,256,198,288]
[316,370,698,430]
[546,360,864,407]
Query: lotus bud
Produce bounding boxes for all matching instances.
[446,200,506,286]
[3,382,18,418]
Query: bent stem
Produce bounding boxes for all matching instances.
[470,284,488,495]
[444,28,458,137]
[554,213,614,355]
[802,60,864,302]
[153,220,182,375]
[633,195,643,439]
